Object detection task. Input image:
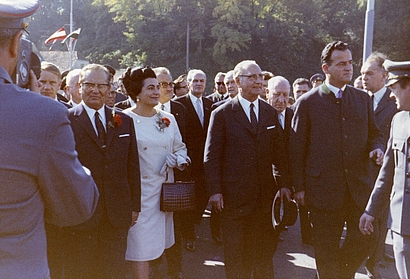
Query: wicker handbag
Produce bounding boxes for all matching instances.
[160,169,195,212]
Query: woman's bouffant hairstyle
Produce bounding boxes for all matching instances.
[122,67,156,102]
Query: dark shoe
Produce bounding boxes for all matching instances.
[185,240,196,252]
[170,272,185,279]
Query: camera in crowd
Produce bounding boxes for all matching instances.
[12,38,41,88]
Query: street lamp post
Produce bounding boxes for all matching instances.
[363,0,375,63]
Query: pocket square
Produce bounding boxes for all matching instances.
[119,134,130,138]
[267,125,276,130]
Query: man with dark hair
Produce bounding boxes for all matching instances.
[0,2,99,278]
[207,72,227,102]
[174,74,188,97]
[360,52,398,278]
[360,60,410,279]
[292,77,311,100]
[290,41,384,278]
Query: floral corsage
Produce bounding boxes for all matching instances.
[108,109,122,128]
[155,111,171,132]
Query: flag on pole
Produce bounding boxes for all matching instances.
[45,27,67,45]
[61,28,81,45]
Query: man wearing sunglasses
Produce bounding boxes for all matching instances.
[207,72,228,103]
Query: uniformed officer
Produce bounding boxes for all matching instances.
[360,59,410,279]
[0,1,99,279]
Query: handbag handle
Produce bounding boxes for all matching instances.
[165,164,192,182]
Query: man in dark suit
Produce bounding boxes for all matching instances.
[58,64,141,279]
[0,3,99,278]
[290,41,385,279]
[266,76,313,245]
[204,60,290,278]
[174,69,213,252]
[153,66,187,279]
[361,52,399,278]
[360,59,410,279]
[206,72,228,102]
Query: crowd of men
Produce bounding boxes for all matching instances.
[2,1,410,279]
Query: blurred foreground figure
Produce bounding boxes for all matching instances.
[0,2,99,278]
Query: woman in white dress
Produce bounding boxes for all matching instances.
[122,67,188,279]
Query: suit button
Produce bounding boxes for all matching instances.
[344,135,348,139]
[342,117,346,121]
[143,147,148,150]
[345,169,348,173]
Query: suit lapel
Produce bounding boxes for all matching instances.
[232,97,256,135]
[374,88,392,114]
[257,100,271,138]
[73,105,101,148]
[105,106,116,148]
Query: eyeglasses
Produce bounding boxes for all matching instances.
[159,82,174,88]
[239,74,264,81]
[81,82,110,91]
[216,82,225,86]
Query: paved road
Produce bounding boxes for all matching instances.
[149,210,399,279]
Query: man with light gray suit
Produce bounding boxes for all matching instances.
[0,2,99,279]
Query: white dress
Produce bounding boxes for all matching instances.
[124,108,187,261]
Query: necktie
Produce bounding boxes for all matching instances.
[370,94,376,111]
[161,104,165,111]
[337,89,343,99]
[279,113,285,130]
[95,111,106,146]
[195,98,204,127]
[250,103,257,134]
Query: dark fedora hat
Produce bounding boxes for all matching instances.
[272,189,298,231]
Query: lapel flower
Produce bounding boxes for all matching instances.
[156,111,171,132]
[108,110,122,128]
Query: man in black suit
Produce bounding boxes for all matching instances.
[361,52,399,278]
[153,66,187,279]
[59,64,141,279]
[204,60,290,278]
[290,41,385,279]
[174,69,213,252]
[206,72,228,102]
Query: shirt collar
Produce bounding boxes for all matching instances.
[189,92,202,104]
[155,100,171,113]
[81,101,106,125]
[325,80,347,97]
[369,87,386,102]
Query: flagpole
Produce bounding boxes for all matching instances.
[69,0,73,69]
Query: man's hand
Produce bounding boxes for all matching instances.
[280,187,291,203]
[369,148,384,166]
[130,211,139,228]
[29,70,41,93]
[209,193,224,212]
[294,190,305,206]
[359,212,375,235]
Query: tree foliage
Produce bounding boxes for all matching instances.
[27,0,409,84]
